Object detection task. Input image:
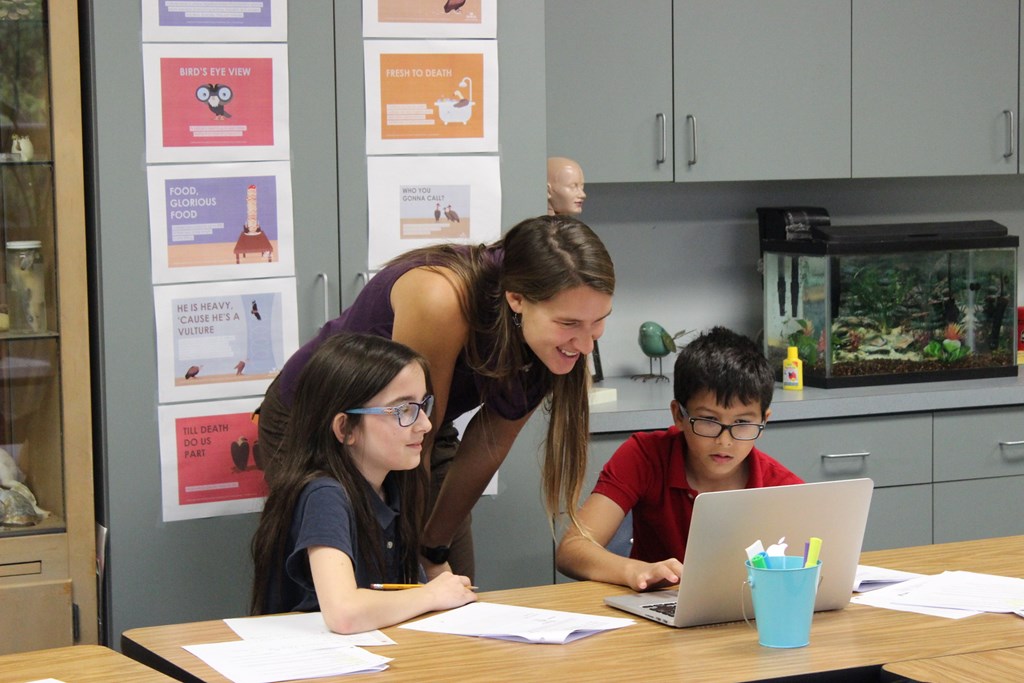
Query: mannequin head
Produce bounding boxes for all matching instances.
[546,157,586,216]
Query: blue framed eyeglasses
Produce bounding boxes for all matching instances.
[346,395,434,427]
[679,406,765,441]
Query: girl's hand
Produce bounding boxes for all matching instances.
[422,571,477,610]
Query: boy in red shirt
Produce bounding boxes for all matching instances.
[557,326,802,591]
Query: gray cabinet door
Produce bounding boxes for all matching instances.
[545,0,674,183]
[933,407,1024,482]
[935,476,1024,543]
[673,0,851,182]
[852,0,1018,178]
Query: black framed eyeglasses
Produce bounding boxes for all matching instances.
[679,406,765,441]
[347,395,434,428]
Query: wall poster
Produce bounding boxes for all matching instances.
[143,42,290,162]
[364,40,498,154]
[366,155,501,268]
[362,0,496,38]
[142,0,288,42]
[158,397,268,521]
[147,161,295,283]
[153,278,299,403]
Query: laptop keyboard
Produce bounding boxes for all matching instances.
[644,602,676,617]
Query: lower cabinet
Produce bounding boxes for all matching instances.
[934,475,1024,542]
[757,413,933,550]
[933,406,1024,542]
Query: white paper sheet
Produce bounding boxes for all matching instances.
[888,570,1024,613]
[184,635,391,683]
[398,601,634,644]
[853,564,924,592]
[851,575,981,619]
[224,612,396,646]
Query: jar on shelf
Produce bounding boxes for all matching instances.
[6,240,45,333]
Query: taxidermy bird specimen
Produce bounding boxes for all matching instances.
[196,84,233,119]
[632,322,689,383]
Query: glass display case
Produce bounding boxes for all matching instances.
[762,221,1019,388]
[0,1,96,653]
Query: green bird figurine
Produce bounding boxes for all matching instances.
[632,321,689,382]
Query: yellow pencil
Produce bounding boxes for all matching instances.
[369,583,478,590]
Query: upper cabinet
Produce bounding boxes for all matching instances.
[547,1,1024,183]
[0,2,96,653]
[673,0,850,182]
[852,0,1019,178]
[546,1,849,183]
[545,0,674,183]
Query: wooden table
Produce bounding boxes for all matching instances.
[882,646,1024,682]
[122,536,1024,683]
[0,644,174,682]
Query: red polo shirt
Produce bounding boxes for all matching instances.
[592,426,803,563]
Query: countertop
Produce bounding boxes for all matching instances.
[589,372,1024,433]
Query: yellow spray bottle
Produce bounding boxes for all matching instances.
[782,346,803,391]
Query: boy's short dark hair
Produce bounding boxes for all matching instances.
[673,326,774,414]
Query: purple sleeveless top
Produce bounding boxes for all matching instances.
[276,246,549,424]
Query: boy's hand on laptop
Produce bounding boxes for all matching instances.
[627,558,683,592]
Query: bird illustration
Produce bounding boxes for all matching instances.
[251,300,261,321]
[444,205,461,222]
[195,84,233,120]
[444,0,467,13]
[184,365,201,380]
[230,436,250,472]
[632,322,689,383]
[434,203,442,222]
[234,360,246,375]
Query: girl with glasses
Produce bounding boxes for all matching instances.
[256,215,615,582]
[250,333,475,633]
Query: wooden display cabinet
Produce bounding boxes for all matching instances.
[0,1,96,653]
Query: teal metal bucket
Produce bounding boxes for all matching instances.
[744,556,821,648]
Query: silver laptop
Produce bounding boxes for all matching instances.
[604,478,874,627]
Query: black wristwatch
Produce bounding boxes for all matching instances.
[420,544,451,565]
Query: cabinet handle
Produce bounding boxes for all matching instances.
[998,440,1024,447]
[656,113,666,164]
[820,451,870,460]
[686,114,697,166]
[1004,110,1015,159]
[316,272,330,328]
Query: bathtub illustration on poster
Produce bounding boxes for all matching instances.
[436,76,475,125]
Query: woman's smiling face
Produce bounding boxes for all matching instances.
[506,285,612,375]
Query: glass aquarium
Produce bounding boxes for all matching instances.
[762,221,1018,388]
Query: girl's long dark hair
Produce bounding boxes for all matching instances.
[250,333,430,615]
[386,215,615,531]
